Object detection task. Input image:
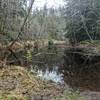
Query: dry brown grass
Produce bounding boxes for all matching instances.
[0,66,61,100]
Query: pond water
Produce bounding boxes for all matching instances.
[29,45,100,88]
[30,45,100,99]
[28,45,64,83]
[8,44,100,99]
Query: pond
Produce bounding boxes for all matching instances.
[30,44,65,84]
[7,44,100,99]
[30,44,100,99]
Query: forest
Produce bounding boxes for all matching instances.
[0,0,100,100]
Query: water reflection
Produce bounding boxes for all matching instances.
[37,66,64,83]
[62,49,100,92]
[61,67,100,91]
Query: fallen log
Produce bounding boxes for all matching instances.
[64,46,100,66]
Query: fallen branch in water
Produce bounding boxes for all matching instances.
[6,59,45,65]
[34,52,57,56]
[66,51,100,57]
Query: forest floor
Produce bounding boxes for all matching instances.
[0,66,87,100]
[0,66,63,100]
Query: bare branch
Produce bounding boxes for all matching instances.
[9,0,35,47]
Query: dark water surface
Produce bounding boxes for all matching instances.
[31,45,65,84]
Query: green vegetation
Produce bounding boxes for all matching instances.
[64,0,100,44]
[26,50,32,62]
[54,90,85,100]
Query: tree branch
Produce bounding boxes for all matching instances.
[9,0,35,47]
